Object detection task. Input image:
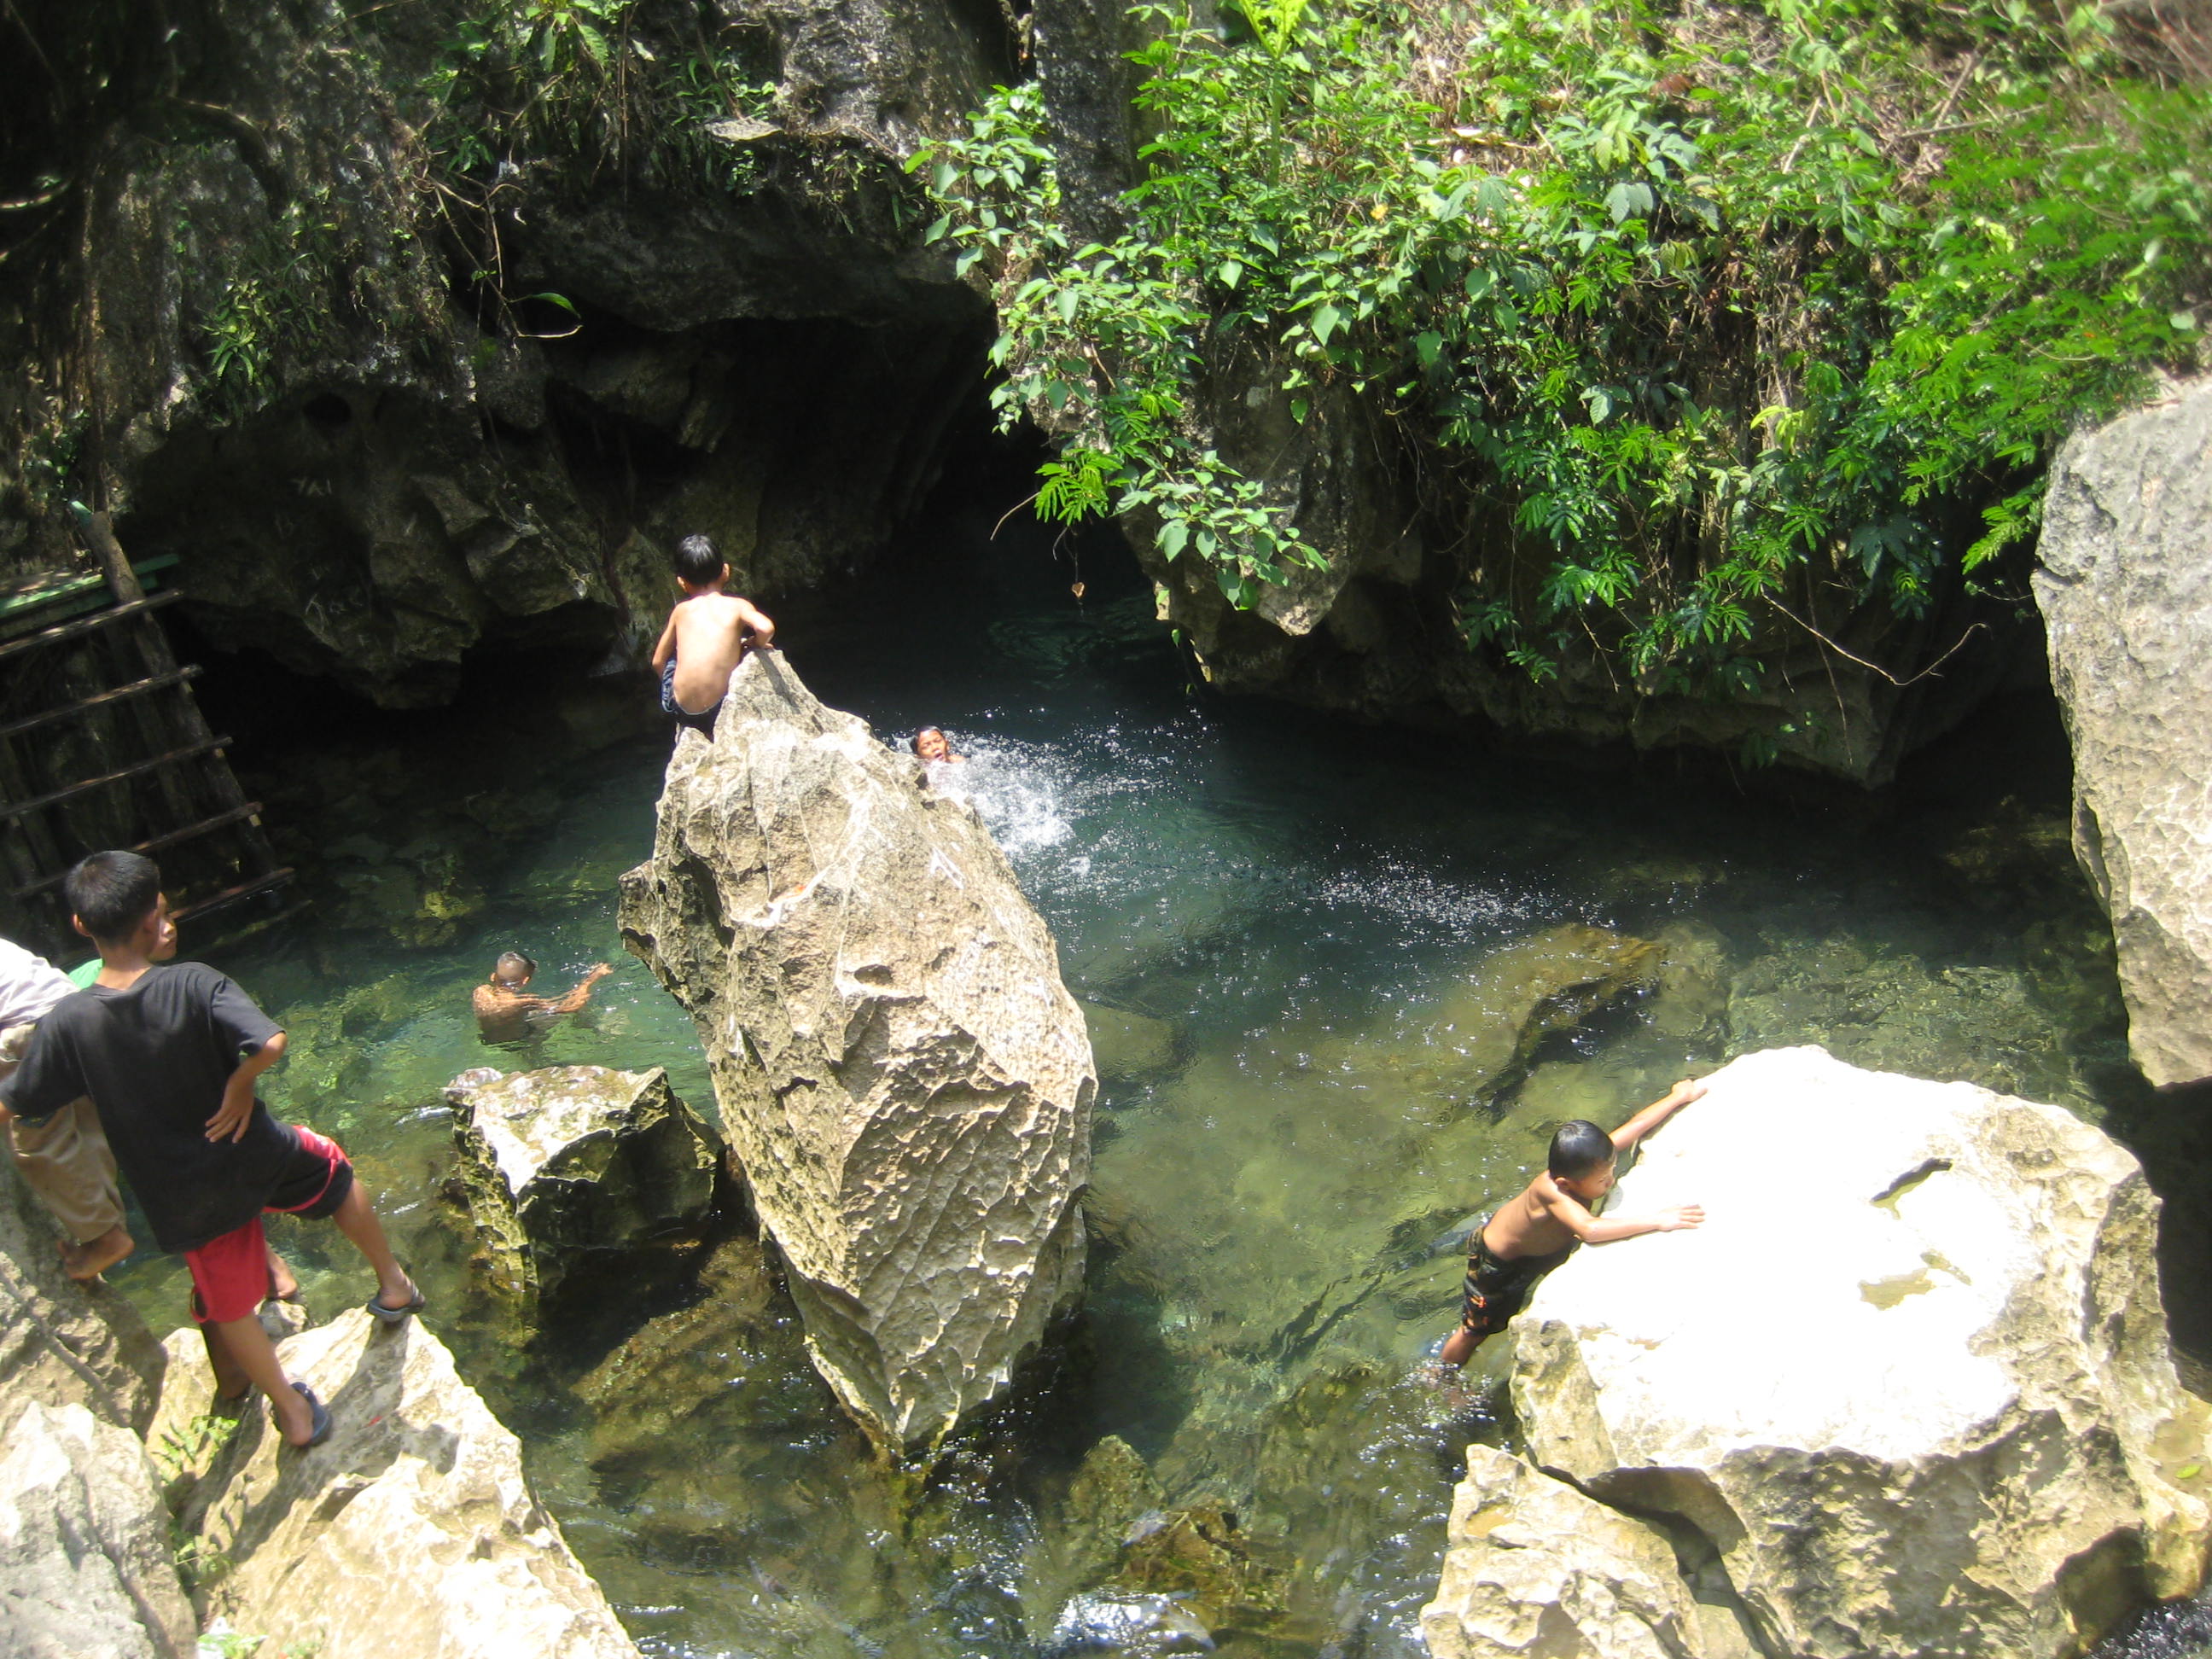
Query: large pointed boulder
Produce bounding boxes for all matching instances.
[618,650,1094,1448]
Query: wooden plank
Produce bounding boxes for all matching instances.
[79,513,282,880]
[0,591,183,664]
[0,666,202,743]
[9,801,266,898]
[170,867,295,925]
[0,556,178,623]
[0,736,230,822]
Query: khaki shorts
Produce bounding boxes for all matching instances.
[1,1022,125,1243]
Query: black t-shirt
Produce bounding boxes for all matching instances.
[0,961,296,1253]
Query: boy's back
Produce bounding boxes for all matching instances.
[3,961,295,1251]
[666,591,763,715]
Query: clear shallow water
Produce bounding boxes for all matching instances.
[108,492,2209,1657]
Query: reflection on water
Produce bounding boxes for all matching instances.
[103,501,2197,1657]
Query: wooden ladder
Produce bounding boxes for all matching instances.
[0,512,293,957]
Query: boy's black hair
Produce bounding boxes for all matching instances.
[672,533,723,586]
[495,952,537,982]
[1548,1120,1615,1180]
[66,851,162,944]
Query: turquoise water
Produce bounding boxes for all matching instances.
[107,492,2203,1657]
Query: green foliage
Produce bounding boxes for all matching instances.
[915,0,2212,691]
[418,0,788,200]
[188,185,424,416]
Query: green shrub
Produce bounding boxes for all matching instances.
[917,0,2211,693]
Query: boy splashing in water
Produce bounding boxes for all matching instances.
[650,533,775,736]
[473,952,612,1045]
[0,853,422,1447]
[1441,1078,1706,1368]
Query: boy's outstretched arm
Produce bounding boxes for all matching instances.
[207,1030,286,1144]
[733,597,775,648]
[552,963,614,1015]
[1610,1077,1705,1152]
[1548,1186,1705,1245]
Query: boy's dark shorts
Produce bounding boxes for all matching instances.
[659,661,720,734]
[184,1126,355,1324]
[1458,1231,1569,1341]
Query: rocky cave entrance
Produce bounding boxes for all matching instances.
[119,293,1003,721]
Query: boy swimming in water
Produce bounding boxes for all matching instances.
[911,727,963,763]
[472,952,613,1045]
[1440,1077,1706,1367]
[650,533,776,736]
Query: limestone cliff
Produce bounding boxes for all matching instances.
[2034,376,2212,1089]
[5,0,998,704]
[619,649,1094,1449]
[1422,1046,2212,1659]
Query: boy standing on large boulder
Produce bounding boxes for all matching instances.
[0,852,422,1447]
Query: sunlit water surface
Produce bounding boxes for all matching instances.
[108,500,2209,1658]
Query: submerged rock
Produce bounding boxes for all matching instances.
[1494,1045,2211,1659]
[1083,1001,1181,1080]
[180,1309,641,1659]
[1105,1499,1303,1644]
[2034,376,2212,1088]
[1334,923,1659,1113]
[447,1064,725,1302]
[1042,1591,1215,1658]
[619,650,1094,1449]
[1429,924,1662,1102]
[0,1399,195,1659]
[1422,1444,1715,1659]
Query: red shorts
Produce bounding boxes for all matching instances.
[184,1126,355,1324]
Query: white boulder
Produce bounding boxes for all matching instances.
[1500,1046,2210,1659]
[1422,1443,1717,1659]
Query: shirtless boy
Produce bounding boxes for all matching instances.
[1440,1078,1705,1367]
[649,533,775,735]
[473,952,612,1045]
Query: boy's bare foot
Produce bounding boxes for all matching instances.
[265,1250,300,1303]
[61,1225,134,1281]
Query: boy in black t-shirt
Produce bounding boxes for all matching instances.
[0,853,423,1449]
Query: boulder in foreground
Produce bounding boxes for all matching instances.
[0,1398,195,1659]
[2034,377,2212,1088]
[178,1308,641,1659]
[447,1063,723,1301]
[619,649,1094,1449]
[1475,1045,2209,1659]
[1423,1443,1728,1659]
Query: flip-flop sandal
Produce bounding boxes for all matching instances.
[288,1382,332,1449]
[366,1283,426,1326]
